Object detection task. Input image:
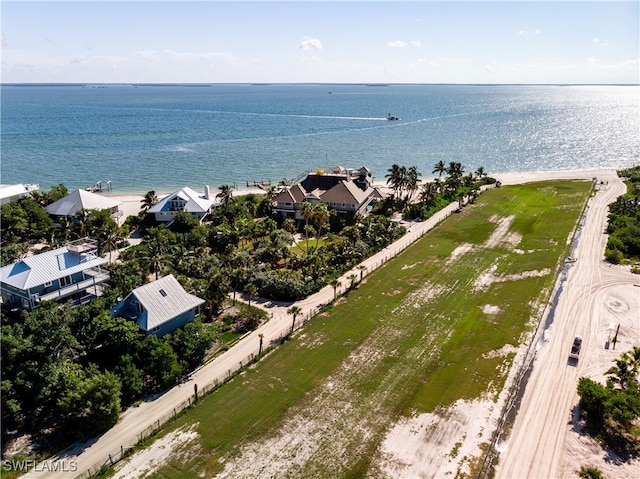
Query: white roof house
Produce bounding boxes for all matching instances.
[0,184,39,205]
[147,186,218,223]
[112,274,205,336]
[45,189,122,219]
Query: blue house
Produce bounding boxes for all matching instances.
[111,274,205,337]
[0,238,109,311]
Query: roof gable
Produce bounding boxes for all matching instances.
[148,187,217,214]
[0,246,107,290]
[130,275,204,330]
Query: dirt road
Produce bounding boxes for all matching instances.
[495,171,640,478]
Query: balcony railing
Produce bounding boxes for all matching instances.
[38,270,110,302]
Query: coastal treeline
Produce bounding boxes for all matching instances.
[605,166,640,265]
[577,347,640,459]
[1,163,490,448]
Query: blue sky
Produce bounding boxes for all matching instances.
[1,1,638,84]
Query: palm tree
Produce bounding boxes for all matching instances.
[148,243,166,280]
[357,264,366,282]
[347,273,357,290]
[244,283,258,308]
[312,203,332,241]
[419,182,438,205]
[474,166,486,179]
[287,305,302,335]
[606,357,633,389]
[216,185,235,209]
[432,160,447,177]
[141,190,158,212]
[406,166,422,201]
[330,278,342,300]
[300,201,315,252]
[385,164,407,199]
[102,222,122,263]
[258,333,264,355]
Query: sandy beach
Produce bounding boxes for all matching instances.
[109,169,612,223]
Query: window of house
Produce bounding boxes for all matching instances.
[136,301,143,314]
[60,275,71,287]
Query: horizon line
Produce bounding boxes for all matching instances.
[2,82,639,87]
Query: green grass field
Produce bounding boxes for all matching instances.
[131,180,592,478]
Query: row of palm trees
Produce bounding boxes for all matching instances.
[385,161,490,214]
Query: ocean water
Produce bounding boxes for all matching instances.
[1,84,638,195]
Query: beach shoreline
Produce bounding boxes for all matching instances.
[108,168,616,222]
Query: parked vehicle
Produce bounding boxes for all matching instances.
[569,335,582,360]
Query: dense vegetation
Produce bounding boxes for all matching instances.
[605,166,640,265]
[0,164,490,453]
[577,347,640,459]
[141,180,592,477]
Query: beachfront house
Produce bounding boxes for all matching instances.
[45,189,123,222]
[273,166,382,221]
[0,238,110,311]
[0,183,39,205]
[110,274,205,337]
[147,186,218,224]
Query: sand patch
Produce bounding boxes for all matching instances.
[482,343,518,360]
[394,283,446,312]
[112,424,199,479]
[474,265,551,292]
[402,262,419,270]
[376,397,501,479]
[448,243,473,263]
[481,304,502,315]
[485,216,516,248]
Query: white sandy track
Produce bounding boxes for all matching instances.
[495,171,640,478]
[20,168,633,478]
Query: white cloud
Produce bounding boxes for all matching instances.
[592,38,609,47]
[298,37,323,51]
[387,40,422,48]
[518,29,542,36]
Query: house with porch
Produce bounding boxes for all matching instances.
[110,274,205,337]
[147,186,217,224]
[0,238,109,311]
[273,166,382,221]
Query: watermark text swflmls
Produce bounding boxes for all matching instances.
[2,459,78,472]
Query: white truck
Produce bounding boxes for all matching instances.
[569,335,582,360]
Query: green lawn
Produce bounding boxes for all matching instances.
[133,180,591,478]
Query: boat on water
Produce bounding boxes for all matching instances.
[387,113,400,120]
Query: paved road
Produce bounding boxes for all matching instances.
[23,193,463,478]
[495,171,640,478]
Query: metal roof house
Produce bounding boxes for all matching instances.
[147,186,218,224]
[0,238,109,311]
[45,189,123,221]
[0,183,39,205]
[110,274,205,337]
